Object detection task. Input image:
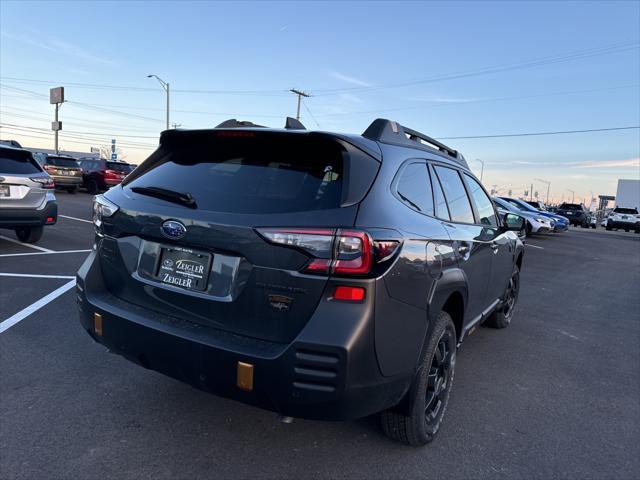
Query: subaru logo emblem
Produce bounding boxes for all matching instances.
[161,220,187,239]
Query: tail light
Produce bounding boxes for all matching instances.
[104,169,119,179]
[257,228,399,276]
[30,176,55,189]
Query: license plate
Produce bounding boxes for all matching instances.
[622,215,628,220]
[62,170,70,176]
[0,185,9,197]
[155,247,211,291]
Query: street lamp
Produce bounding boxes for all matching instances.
[565,189,575,203]
[475,158,484,182]
[534,178,551,205]
[147,74,170,130]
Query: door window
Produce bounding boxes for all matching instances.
[433,166,475,224]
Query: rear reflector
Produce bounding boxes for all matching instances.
[93,312,103,336]
[333,286,366,301]
[237,361,254,391]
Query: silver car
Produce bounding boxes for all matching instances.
[0,145,58,243]
[493,197,555,235]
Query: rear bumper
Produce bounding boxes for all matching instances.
[51,175,82,186]
[104,178,124,186]
[607,220,639,230]
[0,200,57,227]
[553,223,569,232]
[76,251,411,421]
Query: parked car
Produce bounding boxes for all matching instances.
[493,197,555,234]
[77,158,134,194]
[500,197,569,232]
[33,153,83,194]
[77,118,525,446]
[606,207,640,233]
[0,144,57,242]
[555,202,590,227]
[525,200,547,210]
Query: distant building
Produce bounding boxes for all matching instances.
[22,146,100,160]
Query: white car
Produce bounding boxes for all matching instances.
[605,207,640,233]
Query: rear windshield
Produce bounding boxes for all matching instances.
[107,162,133,172]
[559,203,581,210]
[126,134,345,214]
[48,156,80,168]
[613,207,638,214]
[0,149,42,174]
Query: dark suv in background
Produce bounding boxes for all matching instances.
[556,202,590,227]
[33,153,83,194]
[77,158,134,194]
[77,118,525,446]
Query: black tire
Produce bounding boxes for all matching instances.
[606,224,612,231]
[624,228,629,232]
[591,224,596,229]
[381,311,457,446]
[525,222,532,235]
[15,226,43,243]
[86,178,99,194]
[485,266,520,329]
[66,186,78,194]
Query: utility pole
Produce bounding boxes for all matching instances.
[49,87,65,154]
[148,75,170,130]
[476,158,485,182]
[529,183,533,201]
[290,89,311,121]
[534,178,551,205]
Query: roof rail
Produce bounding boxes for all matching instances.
[362,118,468,168]
[215,119,266,128]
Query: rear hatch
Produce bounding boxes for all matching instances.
[0,148,49,209]
[97,129,380,343]
[104,161,133,184]
[45,156,82,178]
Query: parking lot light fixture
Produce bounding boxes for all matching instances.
[535,178,551,204]
[147,74,170,130]
[566,189,576,203]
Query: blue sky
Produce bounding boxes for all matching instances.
[1,0,639,203]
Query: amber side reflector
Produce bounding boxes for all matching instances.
[237,362,254,391]
[94,313,103,336]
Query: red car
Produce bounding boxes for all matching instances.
[77,158,135,194]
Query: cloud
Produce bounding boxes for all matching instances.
[330,71,372,87]
[572,158,640,169]
[409,95,478,104]
[1,30,115,66]
[338,93,364,104]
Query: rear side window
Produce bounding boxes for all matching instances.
[48,157,80,168]
[433,165,475,224]
[614,207,638,214]
[126,134,348,214]
[395,162,434,215]
[464,174,498,227]
[0,149,42,174]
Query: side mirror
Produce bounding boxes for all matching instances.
[503,212,524,231]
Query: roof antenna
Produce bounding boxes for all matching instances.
[284,117,306,130]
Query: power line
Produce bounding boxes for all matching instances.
[1,41,636,97]
[301,99,321,128]
[437,126,640,140]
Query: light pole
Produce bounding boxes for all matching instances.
[534,178,551,205]
[476,158,484,182]
[147,74,170,130]
[566,189,575,203]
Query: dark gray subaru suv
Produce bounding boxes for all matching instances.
[77,118,525,446]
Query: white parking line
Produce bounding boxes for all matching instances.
[0,279,76,334]
[526,243,544,250]
[0,235,54,253]
[0,249,92,258]
[59,215,93,224]
[0,273,76,280]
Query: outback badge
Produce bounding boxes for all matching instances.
[161,220,187,240]
[268,294,293,312]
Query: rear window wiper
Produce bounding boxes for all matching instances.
[130,186,197,209]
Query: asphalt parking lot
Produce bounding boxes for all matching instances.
[1,193,639,480]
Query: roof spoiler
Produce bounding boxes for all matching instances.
[214,117,307,130]
[362,118,468,168]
